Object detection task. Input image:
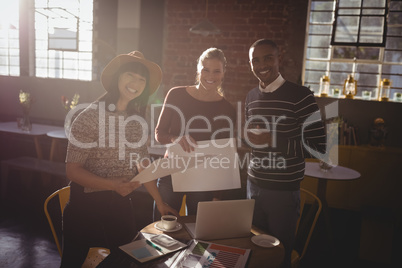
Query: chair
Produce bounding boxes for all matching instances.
[291,188,322,268]
[44,186,110,268]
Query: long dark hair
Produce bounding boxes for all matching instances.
[99,62,150,116]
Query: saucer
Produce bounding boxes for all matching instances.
[251,234,280,248]
[154,221,182,232]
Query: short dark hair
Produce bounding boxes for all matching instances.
[249,39,279,53]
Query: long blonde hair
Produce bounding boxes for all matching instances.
[195,48,227,95]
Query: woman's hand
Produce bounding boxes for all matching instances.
[171,135,197,153]
[114,177,141,197]
[155,201,180,217]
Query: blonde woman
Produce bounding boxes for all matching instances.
[154,48,236,218]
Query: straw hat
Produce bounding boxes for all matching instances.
[101,51,162,95]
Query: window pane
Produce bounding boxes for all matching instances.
[79,60,92,70]
[357,47,380,60]
[305,70,324,83]
[48,58,61,68]
[0,0,19,76]
[9,66,19,75]
[339,0,361,8]
[79,41,92,51]
[390,1,402,11]
[356,63,380,74]
[0,66,8,75]
[363,0,385,8]
[64,69,79,79]
[9,56,19,65]
[306,47,330,59]
[331,62,354,73]
[386,37,402,50]
[357,73,379,87]
[36,40,48,49]
[360,17,384,43]
[312,1,334,10]
[327,71,349,87]
[387,25,402,36]
[382,64,402,75]
[49,39,77,50]
[79,52,92,60]
[36,68,48,77]
[309,24,332,34]
[384,50,402,63]
[334,16,359,42]
[64,59,78,69]
[0,56,8,65]
[305,60,328,71]
[308,35,331,47]
[310,11,334,23]
[36,57,48,68]
[362,9,385,15]
[338,9,360,15]
[79,70,92,81]
[333,46,357,59]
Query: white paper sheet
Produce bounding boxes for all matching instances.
[167,138,241,192]
[130,155,210,184]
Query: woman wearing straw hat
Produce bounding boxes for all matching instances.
[61,51,178,267]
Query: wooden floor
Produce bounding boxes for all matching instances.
[0,175,399,268]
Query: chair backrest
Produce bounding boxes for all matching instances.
[44,186,71,256]
[294,188,322,260]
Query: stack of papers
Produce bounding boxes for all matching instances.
[171,239,251,268]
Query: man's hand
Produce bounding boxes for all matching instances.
[247,130,272,147]
[155,201,180,217]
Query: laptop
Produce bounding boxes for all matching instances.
[184,199,255,240]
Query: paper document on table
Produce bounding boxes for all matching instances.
[170,239,250,268]
[130,155,210,184]
[167,138,241,192]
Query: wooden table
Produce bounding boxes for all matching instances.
[0,122,64,159]
[99,216,285,268]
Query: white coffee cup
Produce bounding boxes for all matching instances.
[161,215,177,230]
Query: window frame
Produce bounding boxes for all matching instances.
[331,0,388,47]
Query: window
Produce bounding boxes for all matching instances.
[332,0,387,46]
[0,0,93,81]
[35,0,94,80]
[303,0,402,101]
[0,0,20,76]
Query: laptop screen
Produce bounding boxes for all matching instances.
[185,199,255,240]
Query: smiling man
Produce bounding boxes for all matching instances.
[245,39,326,268]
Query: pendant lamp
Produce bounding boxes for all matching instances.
[190,0,221,37]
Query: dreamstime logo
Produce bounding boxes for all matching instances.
[65,100,339,168]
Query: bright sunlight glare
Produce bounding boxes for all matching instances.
[0,0,19,37]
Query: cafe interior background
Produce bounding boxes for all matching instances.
[0,0,401,267]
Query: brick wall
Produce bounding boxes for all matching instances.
[161,0,309,105]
